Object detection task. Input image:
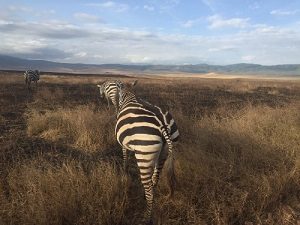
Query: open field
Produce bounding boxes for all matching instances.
[0,71,300,225]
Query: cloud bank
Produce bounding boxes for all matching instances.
[1,3,300,65]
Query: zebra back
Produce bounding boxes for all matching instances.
[116,86,179,143]
[99,80,179,142]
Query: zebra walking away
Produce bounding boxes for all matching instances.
[113,83,179,224]
[96,80,179,181]
[24,70,40,89]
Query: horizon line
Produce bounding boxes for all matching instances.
[1,54,300,67]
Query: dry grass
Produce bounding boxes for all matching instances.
[0,72,299,225]
[0,160,127,225]
[27,105,115,153]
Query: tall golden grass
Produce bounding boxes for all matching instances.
[0,161,127,225]
[26,105,115,152]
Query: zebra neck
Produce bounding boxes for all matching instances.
[118,91,137,110]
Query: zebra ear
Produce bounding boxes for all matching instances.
[131,80,138,87]
[97,83,104,88]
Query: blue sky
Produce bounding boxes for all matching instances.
[1,0,300,65]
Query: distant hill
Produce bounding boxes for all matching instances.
[1,54,300,76]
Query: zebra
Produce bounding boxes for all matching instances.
[96,80,179,172]
[96,80,125,109]
[24,70,40,89]
[99,81,179,224]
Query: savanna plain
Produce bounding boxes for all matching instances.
[0,71,299,225]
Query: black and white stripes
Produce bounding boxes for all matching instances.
[97,80,179,223]
[24,70,40,89]
[97,80,124,109]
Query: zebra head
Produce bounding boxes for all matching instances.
[96,80,137,110]
[96,83,105,98]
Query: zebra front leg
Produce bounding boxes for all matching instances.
[106,96,110,109]
[122,147,128,171]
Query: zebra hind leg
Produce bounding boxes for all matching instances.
[152,144,168,187]
[122,147,128,172]
[135,153,156,224]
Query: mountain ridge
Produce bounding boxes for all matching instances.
[1,54,300,76]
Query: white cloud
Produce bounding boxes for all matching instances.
[241,55,255,62]
[181,18,202,28]
[74,13,101,22]
[208,46,236,52]
[270,9,299,16]
[144,5,154,11]
[75,52,87,57]
[201,0,215,12]
[207,15,250,29]
[1,16,300,65]
[86,1,129,12]
[0,19,91,39]
[7,5,32,13]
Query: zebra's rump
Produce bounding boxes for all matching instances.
[116,121,163,146]
[117,102,179,144]
[137,99,180,142]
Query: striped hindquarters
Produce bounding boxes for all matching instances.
[158,107,179,142]
[139,99,179,143]
[116,103,164,151]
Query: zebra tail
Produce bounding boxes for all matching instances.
[162,127,176,198]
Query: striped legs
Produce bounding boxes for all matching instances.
[122,147,128,171]
[106,95,110,109]
[152,144,168,187]
[135,151,159,223]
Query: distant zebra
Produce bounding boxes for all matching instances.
[24,70,40,89]
[98,81,179,223]
[97,80,125,109]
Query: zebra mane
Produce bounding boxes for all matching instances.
[117,86,137,111]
